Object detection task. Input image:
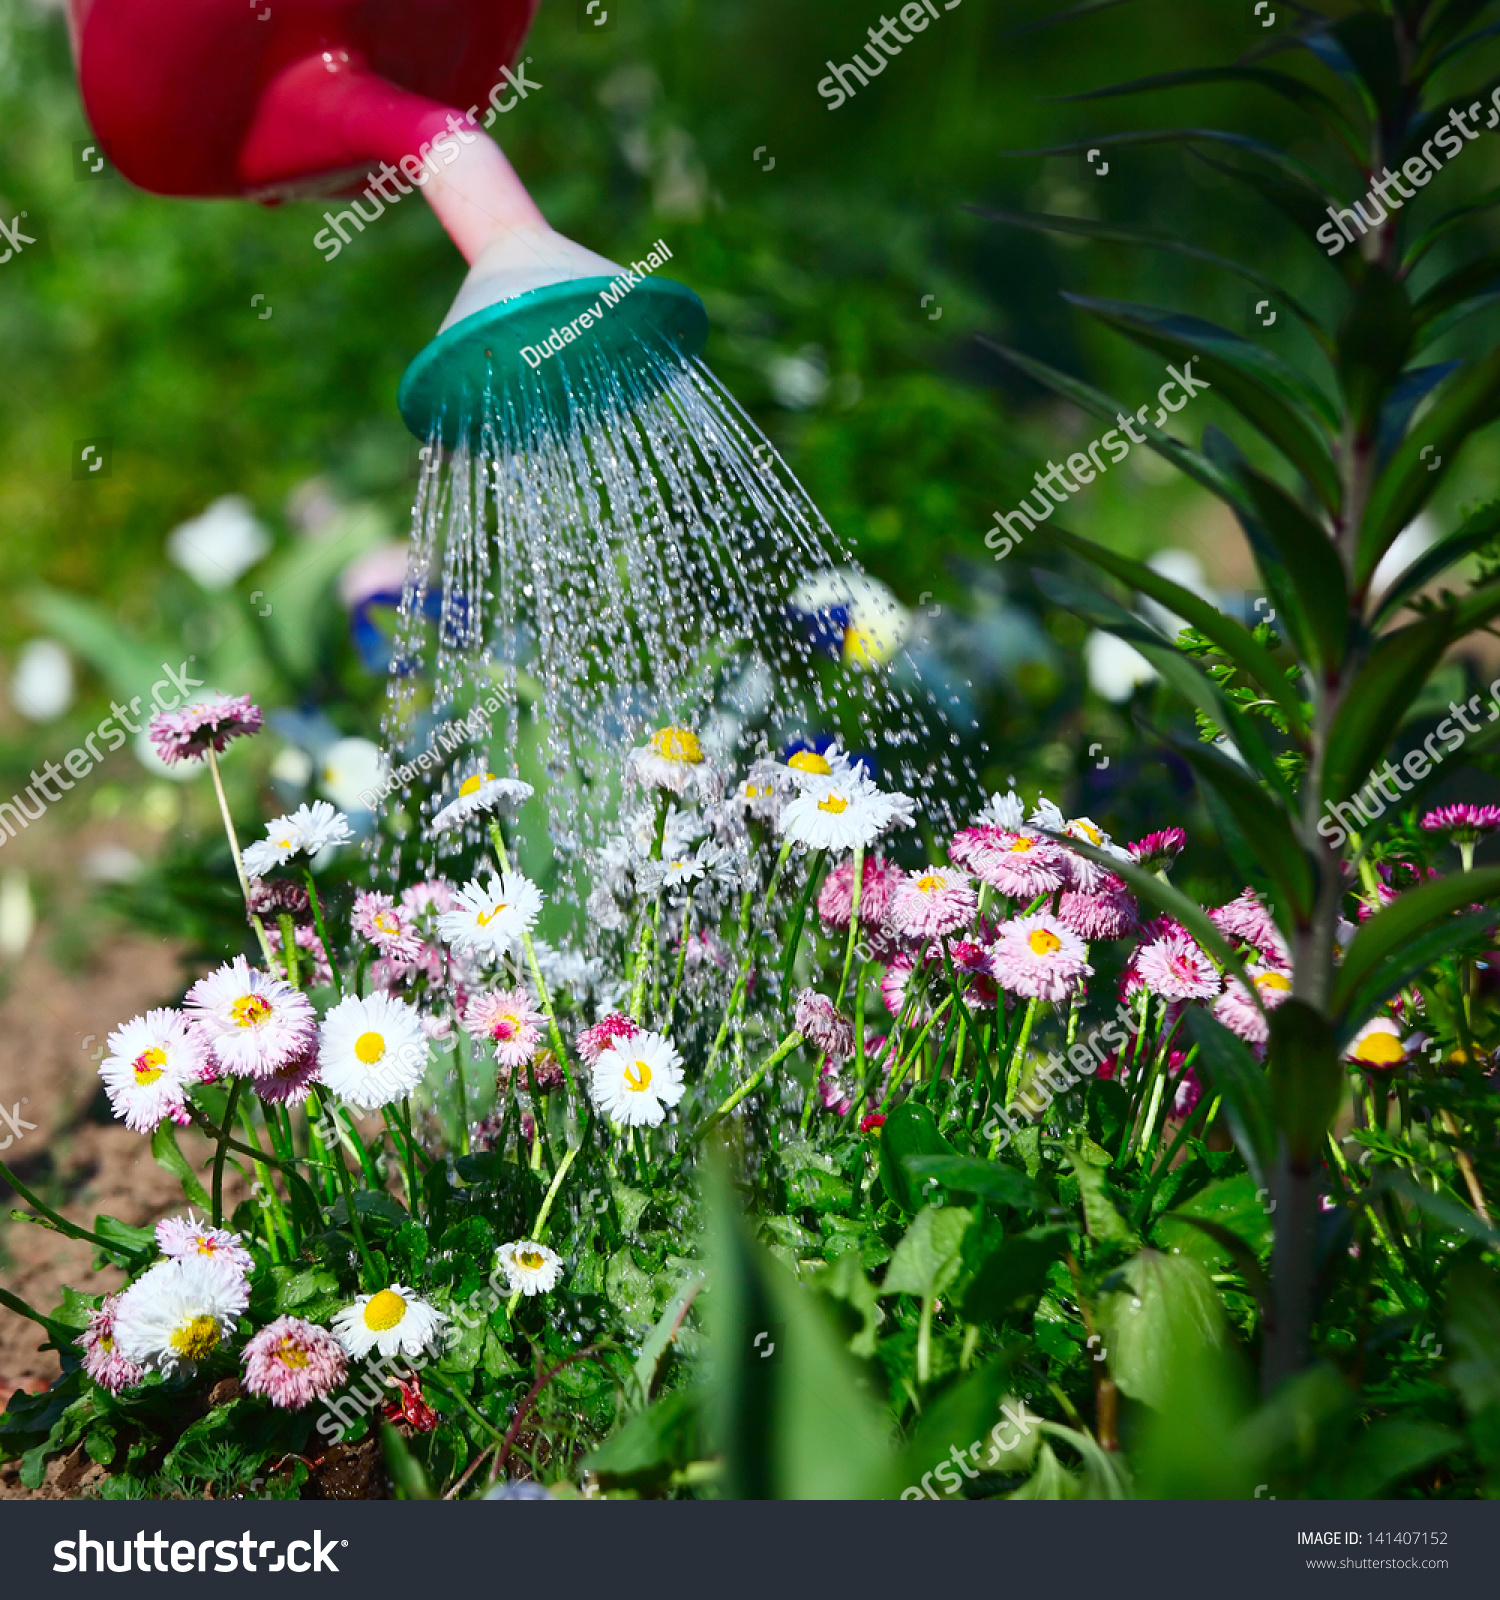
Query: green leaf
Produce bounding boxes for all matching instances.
[811,1252,883,1358]
[22,587,175,703]
[895,1361,1037,1494]
[256,503,389,680]
[1268,1000,1343,1168]
[1335,908,1497,1038]
[1320,613,1454,808]
[703,1156,893,1499]
[1097,1249,1225,1408]
[1230,462,1349,672]
[1043,522,1307,734]
[902,1155,1050,1211]
[1063,293,1341,509]
[1373,499,1500,624]
[1324,1420,1462,1499]
[878,1103,957,1216]
[584,1388,704,1488]
[1185,1011,1276,1189]
[151,1122,211,1210]
[380,1423,434,1499]
[961,1226,1073,1324]
[628,1276,703,1412]
[1336,263,1415,433]
[974,337,1242,506]
[1330,867,1500,1024]
[1164,733,1315,924]
[1446,1261,1500,1418]
[882,1205,974,1300]
[1064,1145,1135,1245]
[1359,347,1500,585]
[779,855,826,1022]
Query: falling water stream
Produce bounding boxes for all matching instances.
[376,329,982,924]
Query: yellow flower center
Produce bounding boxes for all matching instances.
[518,1250,546,1271]
[354,1031,386,1064]
[1070,821,1104,847]
[650,726,702,763]
[230,994,273,1028]
[194,1239,220,1256]
[170,1315,221,1362]
[363,1289,406,1331]
[817,793,849,815]
[917,874,944,893]
[276,1340,310,1370]
[99,1332,114,1353]
[132,1047,167,1086]
[275,836,293,850]
[745,782,773,799]
[1009,836,1033,853]
[624,1060,653,1092]
[788,750,831,776]
[458,773,495,797]
[1354,1030,1405,1066]
[1255,971,1292,994]
[1028,929,1062,957]
[476,903,507,926]
[374,911,400,935]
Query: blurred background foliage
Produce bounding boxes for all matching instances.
[2,0,1500,964]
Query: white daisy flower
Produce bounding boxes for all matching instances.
[1029,797,1131,893]
[436,871,543,960]
[592,1029,686,1127]
[155,1212,254,1279]
[332,1284,447,1361]
[184,956,317,1078]
[242,800,353,877]
[429,769,534,836]
[497,1240,564,1297]
[732,757,788,825]
[99,1009,206,1134]
[778,772,915,854]
[112,1255,250,1375]
[318,992,430,1108]
[623,725,724,800]
[774,740,870,790]
[976,788,1026,831]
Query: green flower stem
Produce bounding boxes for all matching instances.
[385,1099,421,1217]
[206,746,277,970]
[278,912,299,987]
[311,1089,379,1288]
[505,1142,581,1315]
[236,1101,294,1256]
[211,1078,244,1228]
[302,869,344,999]
[851,957,872,1101]
[835,844,864,1006]
[1004,998,1040,1102]
[0,1159,140,1260]
[665,889,695,1027]
[629,896,663,1023]
[454,1031,471,1156]
[707,841,793,1077]
[523,1055,558,1180]
[1133,1090,1215,1227]
[186,1105,319,1188]
[697,1030,804,1143]
[521,929,579,1103]
[880,998,956,1113]
[424,1370,508,1447]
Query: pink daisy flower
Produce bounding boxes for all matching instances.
[1128,828,1186,872]
[265,921,333,988]
[185,956,317,1078]
[1170,1059,1202,1119]
[990,912,1092,1003]
[818,1061,854,1115]
[401,880,459,919]
[923,939,999,1009]
[148,694,262,765]
[464,987,545,1067]
[880,954,919,1019]
[949,826,1068,900]
[241,1316,348,1410]
[890,866,977,941]
[816,854,902,931]
[1058,875,1138,942]
[1212,963,1293,1045]
[352,891,424,963]
[251,1041,322,1106]
[576,1012,640,1067]
[794,990,855,1062]
[1135,924,1222,1002]
[1421,803,1500,839]
[155,1212,254,1278]
[99,1008,205,1134]
[77,1295,146,1394]
[1210,890,1289,965]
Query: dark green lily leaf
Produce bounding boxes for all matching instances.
[1403,180,1500,271]
[1359,347,1500,585]
[961,1226,1073,1324]
[1043,522,1307,734]
[1185,1009,1276,1189]
[1063,293,1342,509]
[1320,613,1454,808]
[1268,1000,1343,1169]
[1331,868,1500,1022]
[1412,250,1500,330]
[1337,262,1415,432]
[1335,908,1497,1041]
[1376,361,1462,468]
